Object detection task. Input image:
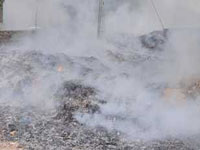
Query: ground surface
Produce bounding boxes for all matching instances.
[0,30,199,150]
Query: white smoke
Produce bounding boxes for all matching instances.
[1,0,200,141]
[3,0,67,30]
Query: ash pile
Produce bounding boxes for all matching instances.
[0,81,191,150]
[0,30,199,150]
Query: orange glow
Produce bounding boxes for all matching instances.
[57,65,64,72]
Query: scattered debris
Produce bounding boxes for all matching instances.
[141,29,168,50]
[55,81,100,122]
[163,88,186,105]
[0,30,199,149]
[163,79,200,104]
[0,141,23,150]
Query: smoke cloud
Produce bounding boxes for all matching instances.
[1,0,200,142]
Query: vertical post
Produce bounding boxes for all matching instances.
[0,0,4,24]
[35,0,38,29]
[97,0,104,38]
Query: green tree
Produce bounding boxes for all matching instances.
[0,0,4,23]
[0,0,4,9]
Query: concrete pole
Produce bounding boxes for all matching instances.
[97,0,104,38]
[35,0,39,29]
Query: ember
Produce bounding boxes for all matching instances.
[57,65,64,72]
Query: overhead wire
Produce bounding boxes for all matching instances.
[97,0,165,38]
[150,0,165,30]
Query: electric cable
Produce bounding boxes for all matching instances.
[150,0,165,30]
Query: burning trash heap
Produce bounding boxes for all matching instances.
[0,30,199,150]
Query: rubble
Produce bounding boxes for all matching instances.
[0,81,194,150]
[0,78,193,150]
[163,79,200,104]
[140,29,168,50]
[0,141,23,150]
[0,30,199,149]
[55,81,100,122]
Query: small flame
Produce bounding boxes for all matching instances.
[57,65,64,72]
